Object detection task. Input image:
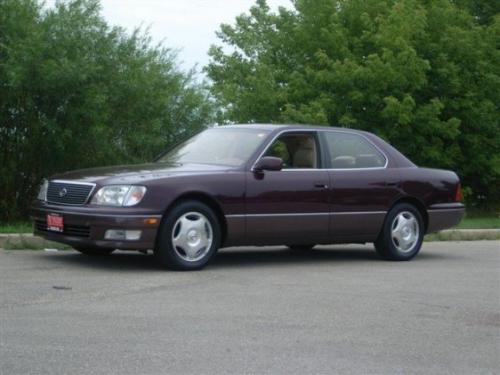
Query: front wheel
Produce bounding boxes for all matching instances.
[154,200,221,270]
[375,203,424,261]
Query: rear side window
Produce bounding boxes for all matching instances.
[323,132,386,169]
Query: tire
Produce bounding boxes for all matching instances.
[74,247,115,256]
[375,203,424,261]
[287,244,315,251]
[154,200,221,270]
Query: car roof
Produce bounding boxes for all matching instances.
[218,123,366,134]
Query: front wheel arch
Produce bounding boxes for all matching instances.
[154,199,222,270]
[157,192,227,248]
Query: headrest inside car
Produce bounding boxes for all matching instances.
[331,156,356,168]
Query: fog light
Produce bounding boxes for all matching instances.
[104,229,142,241]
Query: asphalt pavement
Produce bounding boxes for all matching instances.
[1,241,499,374]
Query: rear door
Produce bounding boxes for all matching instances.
[244,131,330,245]
[320,130,401,241]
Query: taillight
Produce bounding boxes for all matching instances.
[455,183,463,202]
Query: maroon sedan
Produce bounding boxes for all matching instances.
[31,125,465,270]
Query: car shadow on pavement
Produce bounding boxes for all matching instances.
[212,247,379,269]
[40,245,454,271]
[211,246,454,269]
[42,251,162,271]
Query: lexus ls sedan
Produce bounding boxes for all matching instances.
[31,125,465,270]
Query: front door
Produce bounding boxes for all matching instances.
[245,131,330,245]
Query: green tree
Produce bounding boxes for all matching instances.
[0,0,213,222]
[207,0,500,206]
[452,0,500,24]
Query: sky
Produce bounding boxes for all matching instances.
[46,0,291,72]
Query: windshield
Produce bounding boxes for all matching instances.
[157,127,271,166]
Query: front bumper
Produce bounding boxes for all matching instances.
[427,203,466,233]
[30,202,162,250]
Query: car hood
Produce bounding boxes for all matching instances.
[50,162,235,185]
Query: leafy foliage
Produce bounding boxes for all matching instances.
[0,0,213,222]
[207,0,500,206]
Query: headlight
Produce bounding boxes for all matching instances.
[37,179,48,201]
[91,185,147,207]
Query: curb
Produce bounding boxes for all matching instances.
[425,229,500,242]
[0,233,69,250]
[1,230,500,250]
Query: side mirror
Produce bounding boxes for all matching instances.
[253,156,283,172]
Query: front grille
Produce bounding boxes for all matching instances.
[47,181,95,205]
[35,220,90,238]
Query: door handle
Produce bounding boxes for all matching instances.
[386,181,398,187]
[314,183,329,189]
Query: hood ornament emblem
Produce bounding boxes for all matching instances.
[58,188,68,197]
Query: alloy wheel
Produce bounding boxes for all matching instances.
[391,211,419,253]
[171,211,213,262]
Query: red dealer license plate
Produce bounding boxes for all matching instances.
[47,214,64,233]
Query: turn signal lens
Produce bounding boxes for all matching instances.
[37,179,48,201]
[455,183,463,202]
[123,186,147,207]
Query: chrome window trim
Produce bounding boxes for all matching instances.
[250,128,389,171]
[47,180,97,206]
[250,129,320,172]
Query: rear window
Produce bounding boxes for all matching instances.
[323,132,386,169]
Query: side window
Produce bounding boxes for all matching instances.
[323,132,386,169]
[266,140,291,166]
[264,133,318,169]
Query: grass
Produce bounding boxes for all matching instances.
[457,216,500,229]
[0,222,33,234]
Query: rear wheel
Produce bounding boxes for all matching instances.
[74,247,114,256]
[154,200,221,270]
[375,203,424,261]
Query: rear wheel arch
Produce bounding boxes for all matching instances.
[387,196,428,232]
[375,202,424,260]
[160,192,227,246]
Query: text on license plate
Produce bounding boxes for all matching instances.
[47,214,64,232]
